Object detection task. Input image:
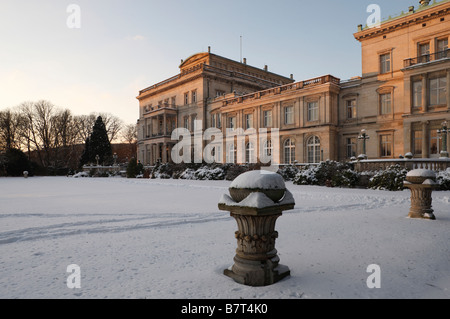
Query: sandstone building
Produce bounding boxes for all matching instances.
[137,0,450,166]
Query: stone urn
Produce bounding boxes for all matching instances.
[218,170,295,287]
[403,169,438,220]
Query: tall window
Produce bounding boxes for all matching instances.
[380,134,392,157]
[211,114,216,128]
[307,136,320,164]
[380,93,392,115]
[346,137,357,159]
[192,90,197,103]
[284,139,296,164]
[418,43,430,63]
[226,143,237,164]
[412,81,423,108]
[413,131,423,156]
[228,116,235,129]
[192,115,198,131]
[171,97,176,106]
[184,117,189,130]
[307,102,319,122]
[217,114,222,128]
[263,139,273,158]
[184,93,189,105]
[245,113,253,129]
[245,142,256,164]
[430,130,442,156]
[284,106,294,125]
[346,100,357,119]
[380,53,391,74]
[437,38,448,59]
[429,76,447,106]
[263,110,272,127]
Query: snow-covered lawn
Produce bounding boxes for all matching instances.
[0,176,449,299]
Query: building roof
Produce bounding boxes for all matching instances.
[354,0,450,41]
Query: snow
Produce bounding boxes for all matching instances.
[423,179,438,185]
[407,169,437,178]
[0,177,449,299]
[230,170,285,190]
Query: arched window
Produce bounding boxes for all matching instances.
[246,142,256,164]
[284,139,296,164]
[307,136,321,163]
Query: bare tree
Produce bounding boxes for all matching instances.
[74,113,123,144]
[0,108,24,150]
[99,112,124,143]
[121,123,137,144]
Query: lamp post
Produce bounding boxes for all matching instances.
[113,153,118,166]
[437,121,449,158]
[95,154,100,166]
[358,129,370,159]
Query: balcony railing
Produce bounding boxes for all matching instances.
[222,75,340,107]
[404,49,449,68]
[353,158,450,172]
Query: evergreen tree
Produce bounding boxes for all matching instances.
[126,157,144,178]
[3,148,31,176]
[79,137,91,167]
[80,116,112,166]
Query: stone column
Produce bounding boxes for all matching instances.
[163,113,167,136]
[447,69,450,110]
[422,73,428,113]
[422,121,429,158]
[404,122,412,155]
[162,143,168,163]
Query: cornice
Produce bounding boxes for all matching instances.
[354,2,450,41]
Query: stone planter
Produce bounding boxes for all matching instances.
[403,169,439,220]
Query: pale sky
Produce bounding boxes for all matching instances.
[0,0,416,125]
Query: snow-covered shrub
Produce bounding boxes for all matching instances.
[151,162,173,179]
[293,165,319,185]
[277,165,300,181]
[293,161,359,188]
[73,171,89,178]
[179,168,196,180]
[368,164,408,191]
[437,169,450,191]
[224,164,250,181]
[194,165,225,180]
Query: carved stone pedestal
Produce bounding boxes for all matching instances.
[219,205,293,287]
[218,170,295,287]
[404,184,437,220]
[404,169,438,220]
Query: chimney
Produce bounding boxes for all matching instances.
[243,58,247,65]
[290,74,294,80]
[409,6,415,12]
[264,65,268,72]
[208,46,211,53]
[357,24,363,31]
[419,0,430,6]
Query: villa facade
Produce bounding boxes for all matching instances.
[136,0,450,166]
